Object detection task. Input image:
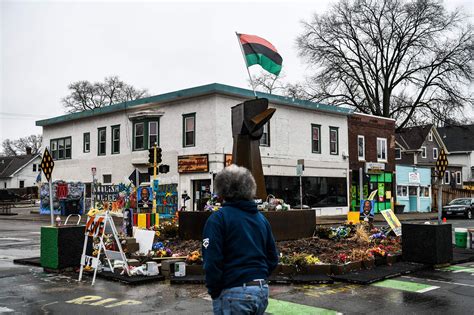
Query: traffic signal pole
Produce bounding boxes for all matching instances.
[153,144,157,214]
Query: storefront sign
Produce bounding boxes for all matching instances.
[408,172,420,184]
[225,154,233,167]
[365,162,385,174]
[178,154,209,173]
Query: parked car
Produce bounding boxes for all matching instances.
[442,198,474,219]
[0,190,22,202]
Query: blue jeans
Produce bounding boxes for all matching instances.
[212,284,269,315]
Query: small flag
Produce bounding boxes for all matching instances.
[237,33,283,76]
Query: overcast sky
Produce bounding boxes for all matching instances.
[1,0,472,145]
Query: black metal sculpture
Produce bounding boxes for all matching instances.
[231,98,275,200]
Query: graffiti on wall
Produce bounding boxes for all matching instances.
[40,181,85,215]
[156,184,178,218]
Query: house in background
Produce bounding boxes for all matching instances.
[394,125,452,212]
[348,113,396,214]
[437,124,474,189]
[0,153,42,189]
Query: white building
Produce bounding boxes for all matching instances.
[36,83,352,215]
[0,154,42,189]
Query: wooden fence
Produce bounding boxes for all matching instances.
[432,187,474,211]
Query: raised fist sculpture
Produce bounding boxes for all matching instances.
[231,98,276,200]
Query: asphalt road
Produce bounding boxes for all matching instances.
[1,219,474,314]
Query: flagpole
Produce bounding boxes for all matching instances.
[235,32,258,98]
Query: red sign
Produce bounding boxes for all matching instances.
[56,183,68,199]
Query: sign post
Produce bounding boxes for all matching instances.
[91,167,96,209]
[297,159,304,210]
[435,149,448,225]
[40,148,55,226]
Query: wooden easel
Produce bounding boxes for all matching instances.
[78,211,130,285]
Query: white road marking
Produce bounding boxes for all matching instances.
[0,306,14,313]
[402,276,474,288]
[416,286,440,293]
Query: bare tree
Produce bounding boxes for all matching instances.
[248,71,288,94]
[1,135,42,156]
[62,76,149,113]
[297,0,473,129]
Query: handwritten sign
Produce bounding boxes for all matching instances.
[381,209,402,236]
[178,154,209,173]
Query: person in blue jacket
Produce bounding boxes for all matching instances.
[202,164,279,315]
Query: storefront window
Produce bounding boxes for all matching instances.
[265,175,347,208]
[397,185,408,197]
[419,186,430,197]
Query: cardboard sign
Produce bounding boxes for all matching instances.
[381,209,402,236]
[137,186,153,209]
[85,216,105,237]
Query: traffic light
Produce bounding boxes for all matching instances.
[148,148,154,164]
[158,164,170,174]
[156,147,162,164]
[148,167,154,176]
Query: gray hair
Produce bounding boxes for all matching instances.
[214,164,256,201]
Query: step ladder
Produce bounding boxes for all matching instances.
[78,210,130,285]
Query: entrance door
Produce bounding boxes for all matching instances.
[192,179,212,211]
[408,186,418,211]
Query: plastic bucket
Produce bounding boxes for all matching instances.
[455,228,468,248]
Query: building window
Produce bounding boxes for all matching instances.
[111,125,120,154]
[260,122,270,146]
[433,148,438,159]
[50,137,72,160]
[33,164,36,172]
[134,122,145,150]
[19,180,24,188]
[357,135,365,161]
[183,113,196,147]
[421,146,427,158]
[443,170,450,185]
[428,131,433,141]
[456,172,462,185]
[98,127,106,156]
[103,174,112,184]
[148,121,159,148]
[397,185,408,197]
[311,124,321,153]
[419,186,430,197]
[395,148,401,160]
[329,127,338,155]
[83,132,90,153]
[377,138,387,162]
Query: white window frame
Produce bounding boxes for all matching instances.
[377,138,387,162]
[428,131,433,141]
[443,170,450,185]
[395,148,401,160]
[357,135,365,161]
[134,122,145,151]
[260,122,270,147]
[148,121,159,148]
[433,148,438,160]
[456,171,462,185]
[397,185,408,197]
[329,127,338,155]
[421,146,427,158]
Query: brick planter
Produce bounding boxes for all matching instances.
[362,259,375,269]
[300,264,332,275]
[331,261,361,275]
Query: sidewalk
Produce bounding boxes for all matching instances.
[0,206,438,226]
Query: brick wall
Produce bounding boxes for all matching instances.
[348,113,396,172]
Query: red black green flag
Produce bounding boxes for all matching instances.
[237,33,283,76]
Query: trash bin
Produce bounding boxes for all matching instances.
[394,204,405,214]
[455,228,468,248]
